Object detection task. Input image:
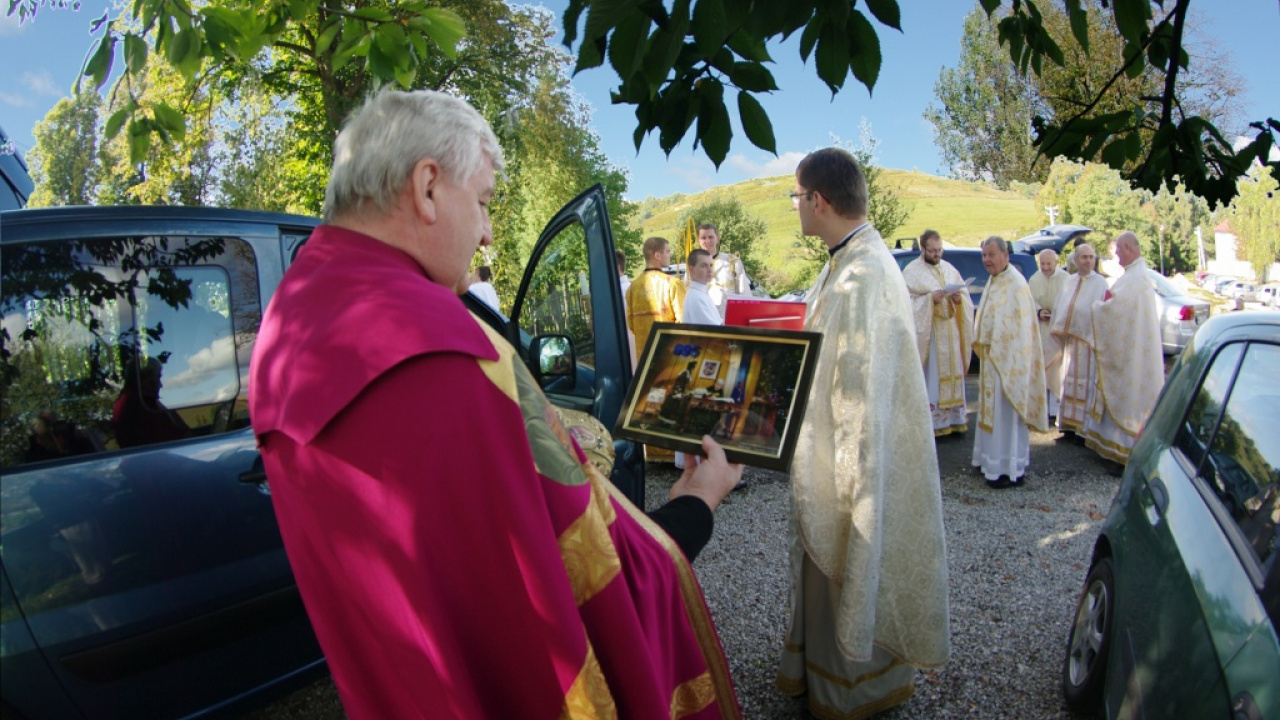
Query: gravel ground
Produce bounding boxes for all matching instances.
[250,394,1122,720]
[661,422,1119,720]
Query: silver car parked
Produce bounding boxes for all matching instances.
[1147,269,1211,356]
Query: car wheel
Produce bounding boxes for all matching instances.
[1063,556,1114,714]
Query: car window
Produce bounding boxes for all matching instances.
[1174,342,1244,470]
[1,235,260,468]
[1201,343,1280,569]
[517,223,596,400]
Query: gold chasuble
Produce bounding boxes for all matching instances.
[627,270,686,462]
[781,226,950,720]
[903,257,974,435]
[1086,258,1163,462]
[973,268,1048,434]
[626,269,686,353]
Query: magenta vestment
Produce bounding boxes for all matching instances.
[250,226,738,719]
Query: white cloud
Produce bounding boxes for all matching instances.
[666,158,716,193]
[725,151,805,180]
[23,70,62,97]
[166,335,238,391]
[0,91,32,108]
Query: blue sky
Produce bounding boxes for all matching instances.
[2,1,1277,201]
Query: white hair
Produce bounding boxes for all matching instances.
[322,89,506,223]
[981,235,1010,255]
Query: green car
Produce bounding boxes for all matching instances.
[1063,311,1280,719]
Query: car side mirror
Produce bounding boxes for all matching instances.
[530,334,576,390]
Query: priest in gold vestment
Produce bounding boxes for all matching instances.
[1085,232,1163,464]
[779,148,950,720]
[627,236,686,463]
[1049,244,1107,435]
[903,230,974,436]
[1028,249,1068,419]
[971,237,1048,489]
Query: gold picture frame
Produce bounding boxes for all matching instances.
[615,322,822,471]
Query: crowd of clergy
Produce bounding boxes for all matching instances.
[905,229,1164,489]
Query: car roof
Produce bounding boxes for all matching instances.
[1,205,319,242]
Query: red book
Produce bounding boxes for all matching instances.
[724,298,807,330]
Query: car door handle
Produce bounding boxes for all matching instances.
[238,468,267,484]
[1144,478,1169,525]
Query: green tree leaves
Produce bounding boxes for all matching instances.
[1230,165,1280,281]
[564,0,901,167]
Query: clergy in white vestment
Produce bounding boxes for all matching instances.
[779,148,949,720]
[697,223,753,314]
[1084,231,1163,464]
[971,236,1048,489]
[1049,244,1107,435]
[1028,249,1068,419]
[674,249,725,471]
[902,229,974,436]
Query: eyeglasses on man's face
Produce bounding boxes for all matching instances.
[789,191,814,208]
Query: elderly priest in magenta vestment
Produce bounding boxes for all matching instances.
[1084,231,1164,464]
[903,229,974,437]
[971,236,1048,489]
[780,148,950,720]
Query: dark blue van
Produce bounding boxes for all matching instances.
[0,186,640,719]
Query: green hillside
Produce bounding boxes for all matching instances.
[632,170,1044,293]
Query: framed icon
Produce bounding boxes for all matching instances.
[615,322,822,471]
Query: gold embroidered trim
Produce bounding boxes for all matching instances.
[1084,433,1132,464]
[471,316,520,404]
[933,424,967,437]
[559,644,617,720]
[804,657,906,691]
[598,479,742,720]
[805,682,915,720]
[670,671,715,719]
[558,473,621,606]
[783,640,805,653]
[776,672,807,697]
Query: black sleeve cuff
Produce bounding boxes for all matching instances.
[646,495,715,562]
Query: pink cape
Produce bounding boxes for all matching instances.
[250,226,738,719]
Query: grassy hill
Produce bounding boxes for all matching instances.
[632,169,1045,293]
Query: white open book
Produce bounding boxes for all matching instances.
[942,277,976,294]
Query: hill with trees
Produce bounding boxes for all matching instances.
[632,170,1045,295]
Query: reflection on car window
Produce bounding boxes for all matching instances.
[519,223,595,399]
[1174,342,1243,471]
[1203,343,1280,569]
[1,236,260,468]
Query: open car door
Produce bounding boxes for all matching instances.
[506,184,645,506]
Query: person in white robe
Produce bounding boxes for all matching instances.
[697,223,753,315]
[675,249,726,472]
[902,229,974,436]
[1049,244,1107,436]
[971,237,1048,489]
[1028,249,1068,419]
[1084,231,1163,464]
[779,148,949,720]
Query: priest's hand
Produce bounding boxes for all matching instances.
[670,436,744,512]
[931,289,946,304]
